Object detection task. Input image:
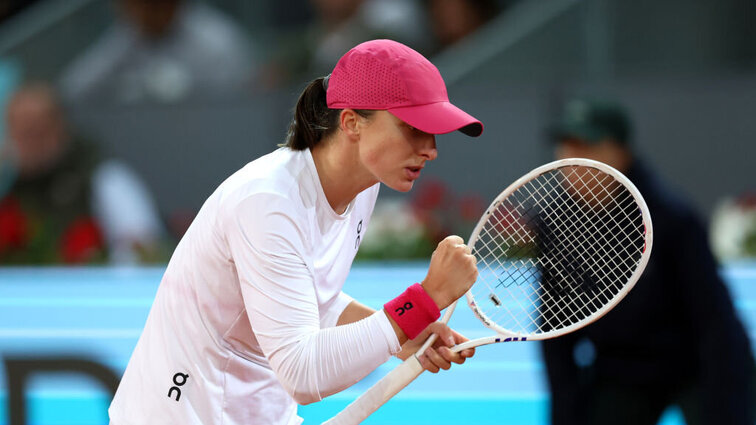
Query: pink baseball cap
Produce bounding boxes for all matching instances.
[326,39,483,137]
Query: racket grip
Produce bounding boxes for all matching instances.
[322,355,425,425]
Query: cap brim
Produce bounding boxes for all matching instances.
[389,102,483,137]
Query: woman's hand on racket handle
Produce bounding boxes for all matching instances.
[422,235,478,310]
[397,322,476,373]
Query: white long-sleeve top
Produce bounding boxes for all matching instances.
[109,147,401,425]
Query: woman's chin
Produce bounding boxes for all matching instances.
[385,180,414,193]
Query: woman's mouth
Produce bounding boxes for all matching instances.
[405,166,422,180]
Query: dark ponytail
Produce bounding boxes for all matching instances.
[284,76,374,150]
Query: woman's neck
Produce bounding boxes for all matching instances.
[310,137,376,214]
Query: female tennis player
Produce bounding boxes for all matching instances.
[108,39,483,425]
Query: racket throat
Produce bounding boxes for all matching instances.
[451,335,528,353]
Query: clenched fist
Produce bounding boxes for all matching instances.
[421,235,478,310]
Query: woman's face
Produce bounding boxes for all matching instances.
[357,111,438,192]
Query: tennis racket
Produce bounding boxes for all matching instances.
[323,157,653,425]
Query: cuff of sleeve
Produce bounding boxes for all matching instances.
[373,310,402,355]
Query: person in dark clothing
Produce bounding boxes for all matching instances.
[540,98,755,425]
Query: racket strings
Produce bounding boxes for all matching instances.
[542,179,637,326]
[534,168,642,328]
[470,165,646,335]
[472,215,543,332]
[542,191,639,294]
[473,176,562,328]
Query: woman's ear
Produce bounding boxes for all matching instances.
[339,109,362,140]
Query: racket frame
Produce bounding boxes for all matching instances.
[464,157,653,341]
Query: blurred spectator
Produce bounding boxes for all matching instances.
[710,193,756,261]
[0,82,168,264]
[425,0,500,54]
[263,0,429,87]
[540,99,755,425]
[58,0,256,104]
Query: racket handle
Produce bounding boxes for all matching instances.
[322,354,425,425]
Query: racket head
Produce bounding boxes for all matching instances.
[465,158,653,340]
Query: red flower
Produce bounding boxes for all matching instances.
[410,179,449,212]
[736,192,756,209]
[0,197,28,252]
[60,217,104,264]
[457,194,485,222]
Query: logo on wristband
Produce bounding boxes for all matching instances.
[394,302,413,316]
[385,283,440,339]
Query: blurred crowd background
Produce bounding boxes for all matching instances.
[0,0,754,265]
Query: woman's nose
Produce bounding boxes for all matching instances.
[418,135,438,161]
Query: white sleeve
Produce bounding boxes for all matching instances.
[320,291,354,329]
[224,195,401,405]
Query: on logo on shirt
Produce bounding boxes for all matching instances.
[168,372,189,401]
[355,220,363,249]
